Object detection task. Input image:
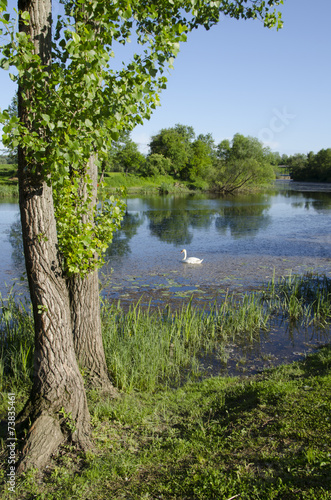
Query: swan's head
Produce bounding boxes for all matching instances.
[180,249,187,259]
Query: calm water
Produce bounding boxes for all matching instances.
[2,181,331,298]
[1,180,331,375]
[0,203,23,293]
[100,181,331,300]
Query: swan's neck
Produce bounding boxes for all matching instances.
[182,249,187,260]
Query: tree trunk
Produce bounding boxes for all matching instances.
[68,271,116,393]
[17,178,92,471]
[17,0,91,472]
[67,156,117,393]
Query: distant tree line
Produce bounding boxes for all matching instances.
[5,105,330,186]
[286,150,331,183]
[1,94,18,164]
[0,153,17,164]
[103,124,280,193]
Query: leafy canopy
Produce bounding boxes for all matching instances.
[0,0,283,273]
[212,133,275,192]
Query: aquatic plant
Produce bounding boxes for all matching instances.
[101,293,270,392]
[0,291,34,392]
[1,273,330,395]
[263,272,331,328]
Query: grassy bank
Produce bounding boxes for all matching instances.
[102,172,193,194]
[1,348,330,499]
[0,167,191,198]
[0,165,275,198]
[0,164,18,199]
[0,274,330,498]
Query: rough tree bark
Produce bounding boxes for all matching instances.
[17,0,91,472]
[68,156,117,394]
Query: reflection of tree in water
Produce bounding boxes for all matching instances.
[147,209,215,245]
[9,217,25,267]
[215,196,272,238]
[290,191,331,212]
[277,185,331,207]
[143,195,215,245]
[104,212,143,259]
[148,210,193,245]
[187,210,215,230]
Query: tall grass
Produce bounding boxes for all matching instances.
[1,273,330,395]
[0,292,34,392]
[263,272,331,327]
[0,184,18,199]
[101,293,270,392]
[0,289,269,395]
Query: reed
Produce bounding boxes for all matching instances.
[101,293,270,392]
[0,291,34,392]
[217,291,270,340]
[263,272,331,327]
[1,273,330,396]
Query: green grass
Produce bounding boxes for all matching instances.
[0,166,192,198]
[0,164,18,198]
[263,272,331,328]
[0,292,33,396]
[0,275,330,499]
[102,293,270,392]
[0,273,330,396]
[0,184,18,198]
[102,172,191,194]
[0,288,270,396]
[1,347,330,499]
[0,164,17,183]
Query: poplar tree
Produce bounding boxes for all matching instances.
[0,0,283,471]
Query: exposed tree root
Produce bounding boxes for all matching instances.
[17,397,92,474]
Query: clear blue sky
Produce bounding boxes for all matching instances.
[1,0,330,156]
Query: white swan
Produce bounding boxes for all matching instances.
[180,249,203,264]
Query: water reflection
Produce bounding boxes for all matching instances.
[8,217,24,266]
[4,182,331,292]
[148,210,194,245]
[147,208,215,245]
[97,187,331,292]
[291,193,331,212]
[215,195,272,238]
[114,192,274,248]
[105,212,143,258]
[0,206,25,295]
[143,196,215,244]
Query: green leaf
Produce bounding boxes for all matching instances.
[72,32,80,43]
[0,58,10,70]
[41,113,50,123]
[21,11,30,21]
[121,6,132,20]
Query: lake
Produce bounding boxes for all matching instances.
[1,180,331,375]
[100,180,331,304]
